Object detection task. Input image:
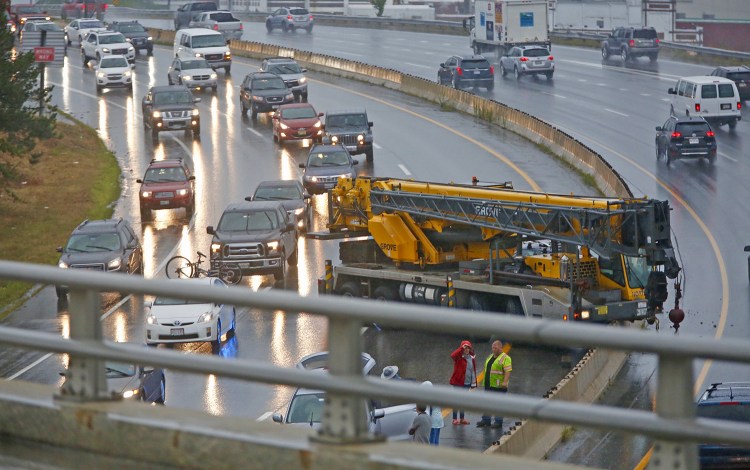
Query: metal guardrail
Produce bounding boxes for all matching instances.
[2,261,750,470]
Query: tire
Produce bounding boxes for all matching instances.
[193,126,200,140]
[167,75,173,85]
[504,297,523,316]
[251,107,258,120]
[649,53,658,62]
[365,148,373,163]
[151,128,159,143]
[282,23,289,33]
[452,78,460,90]
[95,53,101,63]
[165,255,194,279]
[372,284,398,301]
[468,293,489,311]
[147,48,153,57]
[655,142,661,160]
[621,48,628,62]
[55,286,68,299]
[96,85,102,94]
[81,53,87,66]
[156,376,166,404]
[337,281,361,298]
[301,93,308,102]
[66,34,71,46]
[500,64,507,77]
[514,66,521,81]
[266,21,273,33]
[486,81,494,91]
[545,72,553,80]
[225,66,230,74]
[240,102,247,116]
[274,251,287,281]
[306,26,313,33]
[670,104,675,116]
[729,119,738,130]
[140,204,152,221]
[666,151,673,166]
[212,86,218,94]
[601,46,609,60]
[212,320,222,349]
[219,263,243,285]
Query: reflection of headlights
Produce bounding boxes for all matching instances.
[299,77,307,83]
[141,191,152,198]
[285,93,294,100]
[330,135,339,144]
[294,208,304,215]
[101,47,111,53]
[123,389,139,399]
[182,75,191,81]
[266,241,279,252]
[146,314,156,325]
[210,72,217,79]
[176,189,188,196]
[313,120,321,128]
[107,258,122,270]
[191,109,199,116]
[96,71,106,78]
[198,312,214,323]
[123,70,132,77]
[58,261,69,269]
[211,243,221,253]
[152,111,161,118]
[279,122,289,130]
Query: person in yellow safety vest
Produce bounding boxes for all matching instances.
[476,339,512,429]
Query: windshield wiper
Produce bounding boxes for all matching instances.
[106,367,130,377]
[85,245,114,251]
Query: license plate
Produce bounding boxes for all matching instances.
[298,130,306,136]
[160,200,170,206]
[239,262,250,268]
[473,70,480,75]
[689,138,699,144]
[740,83,747,87]
[721,103,731,110]
[170,328,184,335]
[324,183,336,188]
[534,61,543,66]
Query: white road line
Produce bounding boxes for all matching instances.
[597,83,607,87]
[604,108,629,117]
[540,91,567,99]
[256,411,273,421]
[641,93,651,97]
[661,98,671,102]
[100,294,135,321]
[619,88,628,92]
[360,326,369,335]
[373,142,382,149]
[246,127,264,138]
[398,164,412,176]
[404,62,431,69]
[720,152,738,163]
[577,78,587,82]
[339,52,365,58]
[6,353,53,381]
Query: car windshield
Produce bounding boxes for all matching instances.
[181,59,211,70]
[307,151,350,167]
[143,166,187,183]
[18,6,44,14]
[633,29,657,39]
[193,2,217,11]
[218,210,279,231]
[281,107,317,119]
[99,33,126,44]
[153,91,194,106]
[623,255,649,289]
[287,393,325,423]
[117,23,146,33]
[80,20,104,29]
[462,59,490,69]
[191,34,226,48]
[267,63,302,74]
[727,71,750,81]
[105,362,136,378]
[153,296,209,306]
[325,114,366,128]
[65,233,121,253]
[523,48,550,58]
[254,185,302,200]
[252,77,287,90]
[289,8,309,15]
[35,23,62,31]
[100,56,129,68]
[210,12,237,22]
[676,122,710,134]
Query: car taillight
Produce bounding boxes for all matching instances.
[695,103,701,112]
[629,39,635,47]
[671,132,682,139]
[738,102,742,110]
[239,23,243,30]
[287,15,292,20]
[456,67,463,76]
[519,57,528,62]
[548,56,554,60]
[309,15,314,20]
[213,24,218,30]
[706,130,715,137]
[489,65,494,74]
[655,38,659,44]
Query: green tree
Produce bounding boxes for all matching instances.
[372,0,386,17]
[0,0,57,191]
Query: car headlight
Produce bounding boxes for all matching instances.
[279,122,289,130]
[330,135,339,144]
[357,134,365,143]
[194,52,203,58]
[211,243,221,253]
[141,191,152,198]
[266,241,279,252]
[581,310,590,320]
[210,72,217,79]
[107,258,122,270]
[123,70,132,77]
[252,95,263,102]
[58,261,69,269]
[183,75,191,81]
[198,312,214,323]
[285,93,294,101]
[313,120,322,128]
[128,46,134,52]
[146,314,156,325]
[123,389,139,399]
[224,52,231,59]
[191,109,199,116]
[102,47,111,53]
[152,111,161,118]
[299,77,307,84]
[294,208,304,215]
[97,71,106,79]
[176,189,188,196]
[308,176,317,182]
[147,36,153,41]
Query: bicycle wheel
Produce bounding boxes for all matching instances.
[165,256,194,279]
[219,263,243,285]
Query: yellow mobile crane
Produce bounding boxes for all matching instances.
[311,177,681,323]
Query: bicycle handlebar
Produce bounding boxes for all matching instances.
[197,251,206,258]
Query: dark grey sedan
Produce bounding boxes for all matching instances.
[249,179,312,232]
[299,144,359,195]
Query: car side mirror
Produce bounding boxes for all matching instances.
[272,413,283,423]
[194,97,201,103]
[440,63,445,67]
[286,222,295,231]
[56,246,63,253]
[667,88,675,95]
[372,409,385,420]
[142,365,155,374]
[244,196,253,201]
[188,175,195,181]
[143,99,152,105]
[368,122,373,127]
[745,246,750,252]
[318,112,324,117]
[298,163,306,168]
[206,226,215,235]
[655,126,661,132]
[136,178,143,183]
[352,160,359,166]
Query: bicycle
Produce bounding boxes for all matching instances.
[165,251,243,285]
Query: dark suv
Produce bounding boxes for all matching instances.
[137,158,196,221]
[299,144,359,195]
[655,115,716,165]
[602,27,659,62]
[710,66,750,102]
[107,20,152,55]
[55,218,144,298]
[438,55,494,90]
[696,382,750,468]
[323,109,374,162]
[141,85,201,142]
[239,72,295,119]
[207,200,298,281]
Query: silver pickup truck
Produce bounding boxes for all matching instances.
[188,10,243,41]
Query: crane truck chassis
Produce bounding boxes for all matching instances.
[310,177,681,324]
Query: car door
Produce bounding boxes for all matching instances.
[169,58,180,83]
[212,278,230,327]
[142,90,153,125]
[279,206,296,255]
[443,56,457,82]
[437,57,453,84]
[656,117,670,153]
[271,9,282,28]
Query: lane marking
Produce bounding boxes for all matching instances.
[5,353,53,381]
[246,127,264,138]
[373,142,382,150]
[604,108,629,117]
[541,91,567,99]
[640,93,651,97]
[404,62,431,69]
[719,152,737,163]
[398,164,412,176]
[256,411,273,421]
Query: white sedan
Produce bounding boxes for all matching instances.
[145,277,236,348]
[94,55,134,93]
[63,18,106,46]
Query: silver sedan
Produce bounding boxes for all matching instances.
[499,45,555,80]
[167,57,218,93]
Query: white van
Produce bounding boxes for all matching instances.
[668,76,741,129]
[174,28,231,74]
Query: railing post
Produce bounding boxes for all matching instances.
[648,355,698,470]
[315,317,381,443]
[56,288,112,402]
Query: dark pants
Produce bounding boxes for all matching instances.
[452,384,472,420]
[480,387,507,426]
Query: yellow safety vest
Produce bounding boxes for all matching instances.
[484,352,512,389]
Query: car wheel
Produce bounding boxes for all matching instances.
[365,148,373,163]
[266,21,273,32]
[224,66,230,74]
[669,104,675,116]
[282,23,289,33]
[372,284,398,301]
[212,86,218,94]
[301,93,308,102]
[212,320,222,349]
[156,376,166,404]
[729,119,738,130]
[96,84,103,94]
[65,34,71,46]
[500,64,507,77]
[186,199,195,217]
[306,26,313,33]
[151,128,159,143]
[55,286,68,299]
[514,66,521,80]
[81,52,87,66]
[274,251,287,281]
[601,46,609,60]
[649,53,658,62]
[251,107,258,120]
[337,281,361,298]
[666,151,673,166]
[655,142,661,160]
[240,102,247,117]
[545,72,553,80]
[95,53,101,63]
[193,126,201,140]
[147,48,153,56]
[486,81,494,91]
[167,75,173,85]
[620,48,628,62]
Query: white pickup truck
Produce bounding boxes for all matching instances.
[188,10,243,41]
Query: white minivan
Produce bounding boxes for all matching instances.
[174,28,231,74]
[668,76,741,129]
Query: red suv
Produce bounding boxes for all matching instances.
[137,159,196,221]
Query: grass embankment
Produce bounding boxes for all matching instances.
[0,118,120,316]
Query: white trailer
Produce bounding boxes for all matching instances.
[466,0,550,57]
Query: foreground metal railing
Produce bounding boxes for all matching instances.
[1,260,750,468]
